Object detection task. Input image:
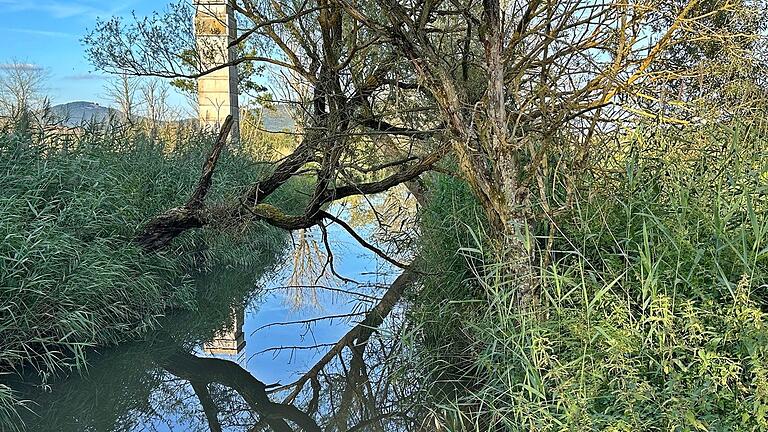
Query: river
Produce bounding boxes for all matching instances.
[7,217,417,431]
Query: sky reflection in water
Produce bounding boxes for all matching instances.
[12,217,412,431]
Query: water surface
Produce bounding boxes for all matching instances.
[10,221,412,431]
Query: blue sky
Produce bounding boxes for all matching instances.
[0,0,181,106]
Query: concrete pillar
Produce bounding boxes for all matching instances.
[194,0,239,143]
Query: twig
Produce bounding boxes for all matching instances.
[263,285,381,301]
[319,211,409,269]
[251,312,366,334]
[252,343,338,357]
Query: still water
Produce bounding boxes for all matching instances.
[9,221,416,431]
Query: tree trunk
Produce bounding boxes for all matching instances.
[481,0,536,306]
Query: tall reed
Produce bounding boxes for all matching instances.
[410,123,768,430]
[0,123,295,430]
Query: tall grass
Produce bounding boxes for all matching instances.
[410,123,768,430]
[0,124,295,430]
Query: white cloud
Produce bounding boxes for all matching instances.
[4,28,74,38]
[0,0,135,20]
[0,63,45,72]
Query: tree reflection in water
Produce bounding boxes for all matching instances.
[164,351,321,432]
[13,264,421,432]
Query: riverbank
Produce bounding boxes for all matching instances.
[0,125,297,429]
[409,123,768,430]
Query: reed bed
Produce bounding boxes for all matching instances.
[0,123,294,430]
[410,123,768,430]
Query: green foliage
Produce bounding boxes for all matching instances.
[404,172,488,397]
[0,125,294,430]
[412,124,768,431]
[239,106,298,160]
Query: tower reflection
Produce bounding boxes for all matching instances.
[203,305,245,355]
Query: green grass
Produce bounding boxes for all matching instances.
[409,123,768,431]
[0,125,297,430]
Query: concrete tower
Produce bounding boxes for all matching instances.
[194,0,239,142]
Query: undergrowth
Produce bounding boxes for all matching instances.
[410,123,768,431]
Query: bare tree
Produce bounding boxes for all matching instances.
[103,73,139,123]
[0,60,49,118]
[140,77,171,137]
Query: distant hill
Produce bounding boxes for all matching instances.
[49,101,125,127]
[261,105,295,132]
